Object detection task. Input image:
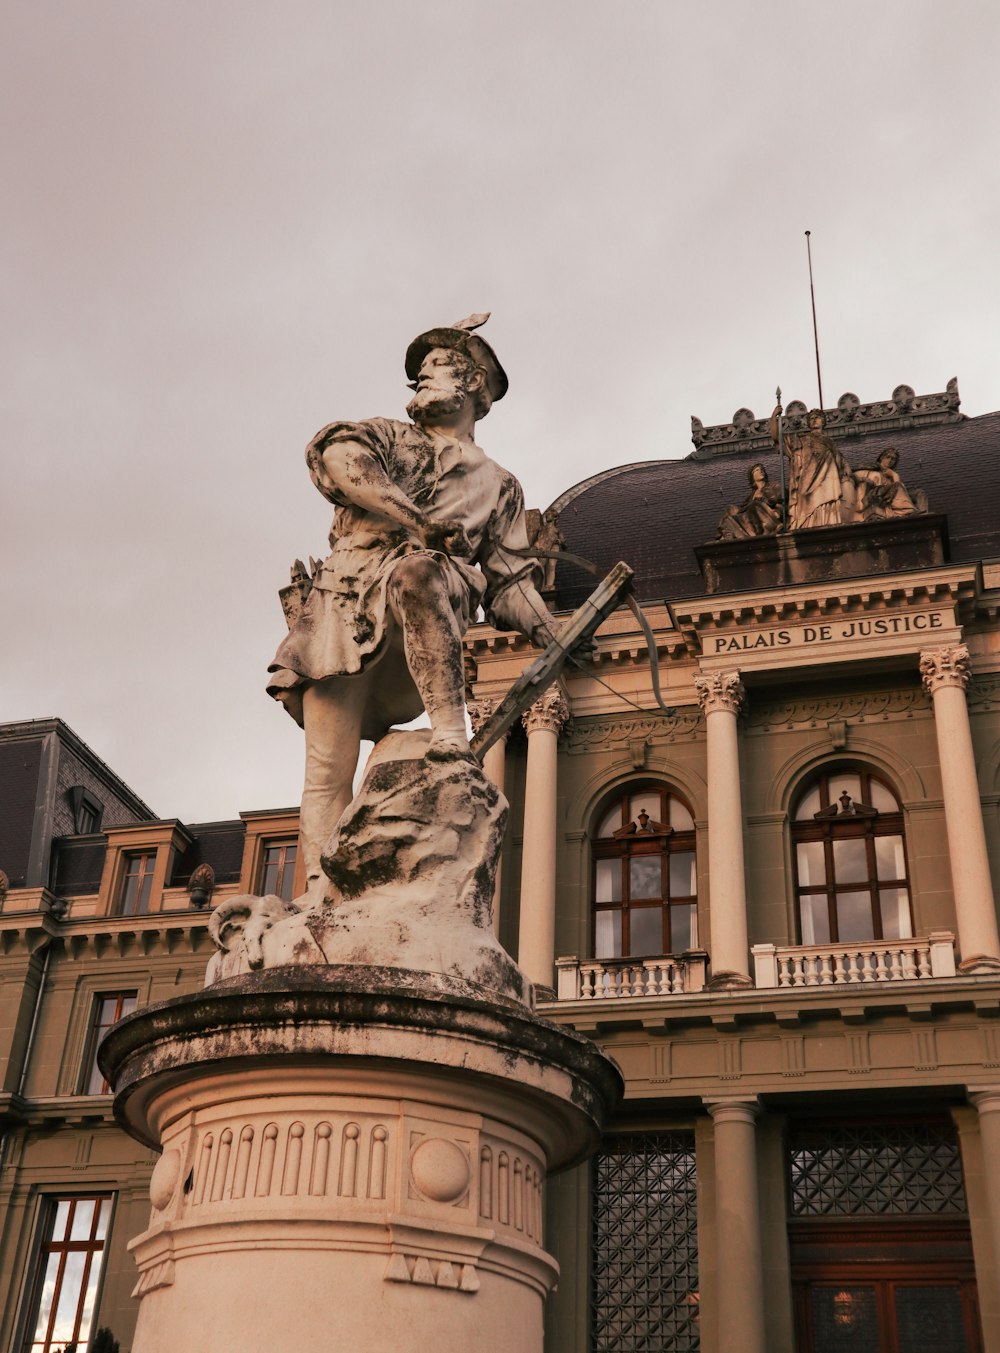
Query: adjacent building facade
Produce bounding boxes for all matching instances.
[2,379,999,1351]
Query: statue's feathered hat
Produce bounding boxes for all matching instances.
[405,312,508,401]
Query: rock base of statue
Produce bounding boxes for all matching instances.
[696,512,947,595]
[100,968,621,1353]
[206,728,531,1006]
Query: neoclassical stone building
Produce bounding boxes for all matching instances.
[1,379,999,1352]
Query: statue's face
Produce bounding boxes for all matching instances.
[751,466,766,486]
[809,411,825,431]
[407,348,476,425]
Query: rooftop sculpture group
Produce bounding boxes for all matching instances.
[717,403,927,540]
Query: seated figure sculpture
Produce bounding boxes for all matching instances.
[854,447,927,520]
[716,462,783,540]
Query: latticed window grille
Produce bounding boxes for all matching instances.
[789,1122,967,1217]
[591,1133,699,1352]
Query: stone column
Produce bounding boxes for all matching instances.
[518,686,570,994]
[968,1090,1000,1335]
[920,646,1000,972]
[468,698,508,936]
[694,672,751,988]
[705,1098,766,1353]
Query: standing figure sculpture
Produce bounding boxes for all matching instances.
[716,462,784,540]
[770,403,856,530]
[267,314,560,905]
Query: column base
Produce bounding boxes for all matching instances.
[958,954,1000,975]
[100,965,621,1353]
[707,970,754,991]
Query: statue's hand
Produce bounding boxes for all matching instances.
[532,619,597,660]
[424,519,472,557]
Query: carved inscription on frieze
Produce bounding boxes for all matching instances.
[704,608,951,658]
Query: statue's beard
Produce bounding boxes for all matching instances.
[407,384,468,425]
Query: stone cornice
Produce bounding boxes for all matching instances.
[689,379,962,458]
[0,914,212,960]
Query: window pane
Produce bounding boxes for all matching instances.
[95,1198,112,1240]
[628,907,663,956]
[70,1199,96,1241]
[797,841,826,887]
[671,903,697,952]
[832,837,869,884]
[262,848,280,895]
[30,1252,61,1338]
[594,859,621,904]
[596,804,621,838]
[827,773,862,808]
[278,844,297,901]
[795,785,822,820]
[52,1200,71,1239]
[874,834,905,882]
[810,1286,879,1353]
[629,857,661,900]
[629,792,660,825]
[51,1249,86,1341]
[595,910,622,959]
[669,797,694,831]
[79,1253,103,1332]
[879,888,913,940]
[895,1286,969,1352]
[801,895,831,945]
[837,891,875,942]
[868,779,899,813]
[669,851,696,897]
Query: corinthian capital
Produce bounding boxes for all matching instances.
[523,685,570,736]
[694,671,746,717]
[919,644,971,694]
[466,696,497,738]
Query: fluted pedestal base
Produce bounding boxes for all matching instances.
[101,967,620,1353]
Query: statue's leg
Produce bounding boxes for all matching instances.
[299,676,367,904]
[386,555,469,758]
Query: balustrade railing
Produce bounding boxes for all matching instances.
[555,952,708,1000]
[752,931,957,988]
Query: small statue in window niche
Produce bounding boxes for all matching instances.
[716,463,784,540]
[814,790,877,820]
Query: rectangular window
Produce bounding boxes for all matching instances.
[20,1196,114,1353]
[118,852,155,915]
[81,993,137,1094]
[260,841,298,902]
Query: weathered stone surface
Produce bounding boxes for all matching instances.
[207,730,532,1005]
[696,513,948,594]
[98,969,622,1353]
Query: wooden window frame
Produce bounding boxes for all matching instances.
[257,839,299,902]
[116,851,156,917]
[17,1195,115,1353]
[792,768,913,945]
[79,991,138,1095]
[591,786,697,959]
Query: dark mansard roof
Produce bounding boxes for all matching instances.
[547,382,1000,610]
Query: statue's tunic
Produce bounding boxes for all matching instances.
[267,417,544,738]
[785,430,856,530]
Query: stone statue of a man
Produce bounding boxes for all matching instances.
[267,315,559,905]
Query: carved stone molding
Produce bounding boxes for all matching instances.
[690,379,961,458]
[920,645,972,694]
[187,863,215,909]
[565,713,701,754]
[522,686,570,737]
[466,697,497,738]
[0,869,8,907]
[745,687,926,730]
[694,672,746,718]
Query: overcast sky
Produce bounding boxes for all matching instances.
[4,1,999,823]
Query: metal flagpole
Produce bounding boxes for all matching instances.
[776,385,787,530]
[805,230,824,410]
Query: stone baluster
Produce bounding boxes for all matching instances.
[468,696,508,936]
[705,1098,766,1353]
[517,685,570,993]
[920,646,1000,972]
[694,671,752,988]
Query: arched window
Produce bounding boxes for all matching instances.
[592,787,697,960]
[792,768,912,945]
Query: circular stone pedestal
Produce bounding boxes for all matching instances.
[100,966,621,1353]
